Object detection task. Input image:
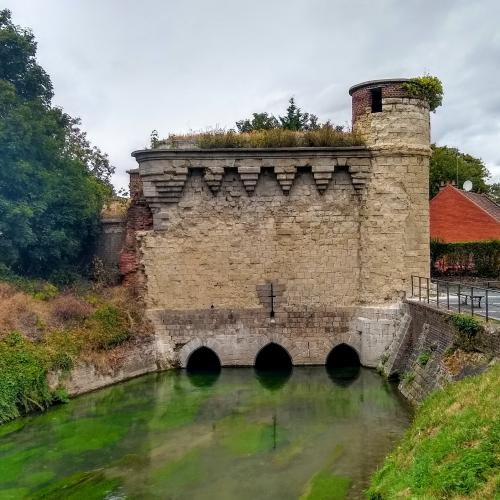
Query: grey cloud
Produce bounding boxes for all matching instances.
[5,0,500,190]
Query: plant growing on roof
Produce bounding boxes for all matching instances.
[402,75,443,112]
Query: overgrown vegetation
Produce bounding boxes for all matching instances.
[402,371,415,385]
[401,75,443,112]
[0,279,151,423]
[367,364,500,499]
[449,313,483,352]
[431,239,500,277]
[167,126,364,149]
[0,10,113,278]
[417,351,431,366]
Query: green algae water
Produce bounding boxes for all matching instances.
[0,367,409,499]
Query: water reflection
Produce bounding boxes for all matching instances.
[255,368,292,391]
[326,365,361,387]
[0,367,410,500]
[187,371,220,388]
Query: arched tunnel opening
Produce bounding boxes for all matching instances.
[186,347,221,374]
[255,343,293,371]
[326,343,361,386]
[254,343,293,390]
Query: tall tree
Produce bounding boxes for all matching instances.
[430,145,489,198]
[0,10,112,277]
[279,97,320,131]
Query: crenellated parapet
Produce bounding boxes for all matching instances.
[132,147,371,211]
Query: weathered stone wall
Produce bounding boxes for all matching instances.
[151,304,403,368]
[143,168,360,310]
[119,79,432,368]
[381,300,500,404]
[95,217,126,283]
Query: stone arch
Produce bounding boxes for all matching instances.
[186,346,221,372]
[325,343,360,368]
[179,338,224,368]
[254,342,293,371]
[253,334,298,365]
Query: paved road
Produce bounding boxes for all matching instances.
[411,282,500,321]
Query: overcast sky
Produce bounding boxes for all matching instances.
[5,0,500,191]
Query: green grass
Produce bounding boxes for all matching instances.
[0,333,54,423]
[367,364,500,499]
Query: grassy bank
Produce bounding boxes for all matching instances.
[0,279,151,424]
[367,364,499,499]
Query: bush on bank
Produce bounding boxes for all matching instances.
[366,363,500,499]
[0,279,150,424]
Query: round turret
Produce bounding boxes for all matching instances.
[349,78,430,153]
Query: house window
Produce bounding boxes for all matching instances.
[371,87,382,113]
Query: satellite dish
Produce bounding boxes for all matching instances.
[463,180,473,192]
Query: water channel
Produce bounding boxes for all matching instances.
[0,357,410,499]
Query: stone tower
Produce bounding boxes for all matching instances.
[349,79,431,302]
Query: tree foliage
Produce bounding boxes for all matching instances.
[0,10,112,277]
[236,97,327,132]
[430,145,489,198]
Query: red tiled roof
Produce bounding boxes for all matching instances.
[430,185,500,242]
[461,191,500,221]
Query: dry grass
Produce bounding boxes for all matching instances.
[0,281,153,364]
[165,126,365,149]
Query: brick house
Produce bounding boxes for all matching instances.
[430,184,500,243]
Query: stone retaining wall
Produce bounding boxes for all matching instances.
[381,300,500,404]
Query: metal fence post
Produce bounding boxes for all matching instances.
[436,281,439,308]
[411,275,414,297]
[447,281,450,310]
[486,289,489,322]
[426,277,430,303]
[471,286,474,316]
[458,283,461,313]
[419,277,422,302]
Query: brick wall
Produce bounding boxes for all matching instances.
[351,83,408,124]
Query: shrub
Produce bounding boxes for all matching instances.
[449,313,482,351]
[418,351,431,366]
[51,295,92,322]
[0,332,52,423]
[87,305,130,350]
[402,371,415,385]
[401,75,443,112]
[431,239,500,277]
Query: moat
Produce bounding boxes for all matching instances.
[0,367,410,499]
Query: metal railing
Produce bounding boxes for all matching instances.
[410,275,500,322]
